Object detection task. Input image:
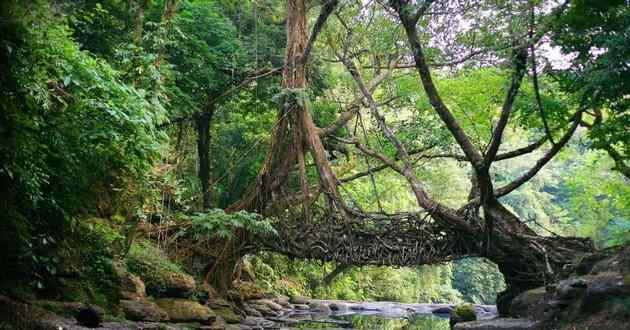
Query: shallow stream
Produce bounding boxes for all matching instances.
[274,300,497,330]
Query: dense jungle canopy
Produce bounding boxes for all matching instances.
[0,0,628,326]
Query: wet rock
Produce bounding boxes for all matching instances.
[309,302,331,314]
[293,304,310,310]
[120,299,168,322]
[248,302,280,317]
[155,298,216,323]
[273,295,291,307]
[251,299,283,311]
[242,316,276,328]
[242,304,263,317]
[329,302,349,313]
[453,318,542,330]
[290,295,309,304]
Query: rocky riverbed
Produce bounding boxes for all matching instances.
[0,293,497,329]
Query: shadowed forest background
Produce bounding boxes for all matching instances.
[0,0,628,328]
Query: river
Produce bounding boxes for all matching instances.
[258,300,498,329]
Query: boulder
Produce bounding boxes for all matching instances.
[251,299,283,311]
[581,272,630,312]
[31,300,105,319]
[113,261,146,300]
[248,303,280,317]
[120,299,168,322]
[233,281,264,300]
[273,295,291,307]
[293,304,310,310]
[453,318,542,330]
[207,298,232,309]
[214,306,244,324]
[160,272,196,298]
[329,302,349,313]
[289,295,309,304]
[155,298,216,323]
[242,316,276,328]
[243,305,263,317]
[76,306,103,328]
[200,315,227,330]
[309,302,331,314]
[556,278,587,300]
[509,287,549,319]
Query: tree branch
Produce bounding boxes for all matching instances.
[162,67,282,128]
[495,111,583,197]
[301,0,339,64]
[319,59,398,137]
[484,47,528,167]
[392,4,483,166]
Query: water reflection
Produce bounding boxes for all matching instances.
[294,313,449,330]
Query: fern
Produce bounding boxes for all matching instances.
[188,209,277,240]
[272,88,310,110]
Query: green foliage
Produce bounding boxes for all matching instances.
[273,88,311,110]
[551,0,629,166]
[452,304,477,322]
[249,252,465,304]
[188,209,276,240]
[453,258,506,304]
[1,1,163,211]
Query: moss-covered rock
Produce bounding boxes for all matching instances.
[214,306,243,324]
[126,240,196,298]
[120,299,168,322]
[112,261,146,300]
[155,298,216,323]
[233,281,264,300]
[450,304,477,329]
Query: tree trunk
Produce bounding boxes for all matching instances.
[196,107,214,210]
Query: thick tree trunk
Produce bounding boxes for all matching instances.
[196,108,214,210]
[480,201,594,314]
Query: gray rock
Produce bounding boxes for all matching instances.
[242,316,276,328]
[453,318,542,330]
[329,302,349,313]
[293,304,310,310]
[242,305,263,317]
[273,295,290,307]
[251,299,283,311]
[309,302,331,314]
[289,295,309,304]
[581,273,630,312]
[556,278,587,300]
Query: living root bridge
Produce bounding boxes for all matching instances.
[264,210,481,266]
